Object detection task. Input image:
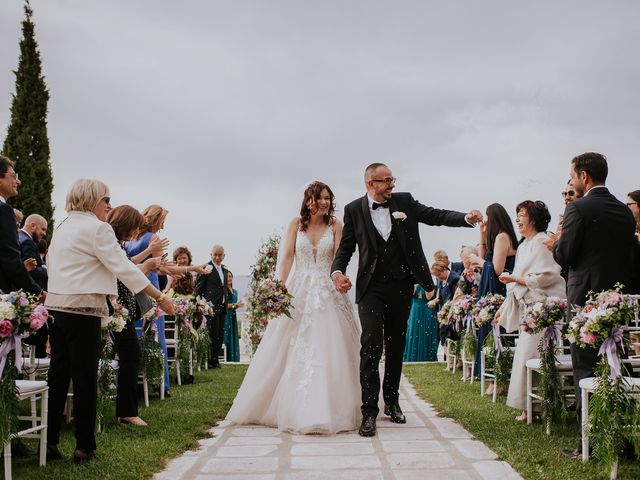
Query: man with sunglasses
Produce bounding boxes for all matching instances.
[561,179,582,206]
[331,163,482,437]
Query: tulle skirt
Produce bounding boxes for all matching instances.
[226,271,362,434]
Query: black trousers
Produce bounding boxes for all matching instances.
[570,343,599,432]
[47,311,101,452]
[357,277,414,417]
[112,321,141,418]
[208,308,226,366]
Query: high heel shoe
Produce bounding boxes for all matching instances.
[119,416,148,426]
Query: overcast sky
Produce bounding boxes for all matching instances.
[1,1,639,275]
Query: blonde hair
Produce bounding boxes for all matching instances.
[65,179,109,213]
[431,261,449,276]
[142,204,168,232]
[460,245,478,260]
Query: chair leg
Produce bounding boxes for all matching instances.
[582,387,589,462]
[480,353,486,396]
[526,367,533,425]
[160,371,165,400]
[470,363,475,384]
[40,388,48,466]
[176,358,182,386]
[142,372,149,408]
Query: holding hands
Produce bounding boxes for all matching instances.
[332,272,352,293]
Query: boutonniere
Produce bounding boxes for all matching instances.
[392,211,407,222]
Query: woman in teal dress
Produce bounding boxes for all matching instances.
[224,271,244,362]
[404,284,438,362]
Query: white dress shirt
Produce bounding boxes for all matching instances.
[214,263,224,283]
[367,195,392,241]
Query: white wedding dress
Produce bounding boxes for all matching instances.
[226,227,362,434]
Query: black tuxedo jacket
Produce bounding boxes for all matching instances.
[18,230,48,290]
[0,201,41,295]
[553,187,636,306]
[195,262,229,312]
[331,192,471,303]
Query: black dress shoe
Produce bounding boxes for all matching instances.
[73,448,95,464]
[358,415,377,437]
[384,404,406,424]
[45,445,64,461]
[561,447,582,459]
[11,439,36,457]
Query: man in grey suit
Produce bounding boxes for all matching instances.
[552,152,636,458]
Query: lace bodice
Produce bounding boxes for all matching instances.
[294,227,334,273]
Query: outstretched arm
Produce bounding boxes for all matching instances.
[410,194,476,227]
[277,217,299,284]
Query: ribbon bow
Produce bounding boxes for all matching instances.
[372,201,389,210]
[598,326,625,379]
[492,322,504,357]
[0,334,23,378]
[542,323,563,352]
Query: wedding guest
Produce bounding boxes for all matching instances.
[0,156,44,458]
[107,205,167,427]
[552,153,636,459]
[13,208,23,231]
[124,205,173,394]
[495,200,565,422]
[196,245,229,368]
[45,180,174,462]
[430,261,461,346]
[434,249,463,275]
[166,246,196,296]
[224,271,243,362]
[470,203,518,380]
[627,189,640,293]
[404,284,438,362]
[19,214,49,357]
[453,245,481,300]
[561,179,580,206]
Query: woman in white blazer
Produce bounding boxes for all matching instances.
[495,200,565,422]
[44,179,175,463]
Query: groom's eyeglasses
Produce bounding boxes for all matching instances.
[371,177,396,185]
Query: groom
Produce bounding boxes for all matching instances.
[331,163,482,436]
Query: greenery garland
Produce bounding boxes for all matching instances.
[0,353,19,447]
[588,358,640,480]
[96,338,117,431]
[537,337,565,434]
[194,326,211,370]
[141,334,164,387]
[460,329,476,360]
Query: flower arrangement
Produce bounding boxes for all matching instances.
[458,267,481,297]
[522,296,568,434]
[450,295,476,331]
[0,291,51,447]
[101,301,128,333]
[565,285,640,478]
[246,234,294,354]
[472,294,504,327]
[437,300,453,326]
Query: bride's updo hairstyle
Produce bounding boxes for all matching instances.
[299,181,336,232]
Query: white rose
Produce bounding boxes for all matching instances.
[0,302,16,320]
[392,211,407,221]
[101,317,112,330]
[533,302,544,314]
[113,316,126,332]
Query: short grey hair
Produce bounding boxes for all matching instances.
[460,245,478,259]
[65,178,109,213]
[364,163,387,182]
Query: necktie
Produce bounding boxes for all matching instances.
[372,201,389,210]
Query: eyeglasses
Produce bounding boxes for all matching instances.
[4,172,19,180]
[371,177,396,185]
[627,202,638,207]
[561,190,575,198]
[102,197,111,205]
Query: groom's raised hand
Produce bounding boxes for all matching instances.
[331,272,352,293]
[465,209,483,225]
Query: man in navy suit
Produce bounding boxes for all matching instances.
[552,152,636,458]
[195,245,229,368]
[19,214,49,357]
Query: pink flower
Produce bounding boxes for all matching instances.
[580,331,597,345]
[0,319,13,338]
[29,313,47,330]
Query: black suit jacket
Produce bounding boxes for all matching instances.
[439,270,461,304]
[553,187,636,307]
[331,192,471,303]
[195,262,229,313]
[0,201,41,295]
[18,230,48,290]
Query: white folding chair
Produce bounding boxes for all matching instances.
[2,380,48,480]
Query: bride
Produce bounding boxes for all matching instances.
[226,181,362,434]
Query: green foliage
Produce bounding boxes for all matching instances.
[194,326,211,370]
[0,353,20,447]
[537,339,567,435]
[460,329,476,359]
[97,338,117,430]
[141,334,164,387]
[2,2,54,234]
[588,358,640,478]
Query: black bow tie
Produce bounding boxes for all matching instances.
[372,201,389,210]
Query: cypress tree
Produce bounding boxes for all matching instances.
[2,1,54,232]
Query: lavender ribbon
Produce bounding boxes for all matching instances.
[0,334,23,378]
[492,322,504,358]
[542,324,563,352]
[598,326,625,379]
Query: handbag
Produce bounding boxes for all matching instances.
[135,290,154,318]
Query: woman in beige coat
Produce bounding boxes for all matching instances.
[495,200,565,422]
[44,179,175,462]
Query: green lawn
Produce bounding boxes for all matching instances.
[403,363,640,480]
[9,364,248,480]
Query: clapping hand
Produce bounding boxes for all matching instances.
[24,257,37,272]
[149,234,170,257]
[465,209,483,226]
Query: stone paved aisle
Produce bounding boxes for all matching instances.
[155,376,522,480]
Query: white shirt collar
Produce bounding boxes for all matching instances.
[584,185,607,196]
[0,195,6,203]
